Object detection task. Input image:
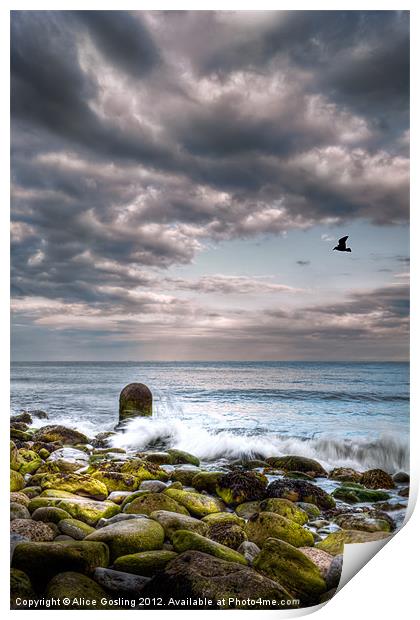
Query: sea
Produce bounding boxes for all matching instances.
[10,361,409,474]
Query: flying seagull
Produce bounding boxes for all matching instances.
[333,236,351,252]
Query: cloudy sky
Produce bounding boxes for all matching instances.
[11,10,409,361]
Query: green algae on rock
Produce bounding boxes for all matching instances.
[10,502,31,520]
[216,471,267,506]
[259,498,309,525]
[40,473,109,500]
[167,449,200,466]
[56,498,120,527]
[11,470,25,492]
[125,492,189,516]
[315,530,391,555]
[245,511,314,548]
[163,488,225,517]
[172,530,248,565]
[119,383,153,422]
[266,456,327,476]
[91,471,139,493]
[235,501,261,519]
[33,425,90,444]
[192,471,224,493]
[85,518,165,561]
[207,522,247,549]
[253,537,326,605]
[45,571,110,608]
[32,506,72,523]
[114,550,178,577]
[17,449,43,475]
[332,484,391,503]
[58,518,96,540]
[149,510,209,539]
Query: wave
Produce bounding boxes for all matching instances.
[111,417,409,473]
[181,388,408,403]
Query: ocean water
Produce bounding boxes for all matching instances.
[10,361,409,473]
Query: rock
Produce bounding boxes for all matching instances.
[33,425,89,444]
[93,567,150,595]
[216,471,267,506]
[150,510,208,539]
[36,459,81,475]
[172,530,248,565]
[56,498,120,526]
[85,518,165,561]
[167,449,200,466]
[93,458,169,482]
[48,447,90,462]
[10,441,21,471]
[259,498,309,525]
[360,469,395,489]
[17,449,43,475]
[139,480,167,493]
[329,467,362,483]
[163,488,225,517]
[299,547,333,578]
[245,511,314,547]
[267,479,335,509]
[399,486,410,497]
[11,518,57,541]
[10,533,29,561]
[107,491,133,504]
[10,502,31,520]
[333,512,392,533]
[325,554,343,589]
[10,492,30,507]
[171,467,201,486]
[119,383,152,422]
[393,471,410,483]
[21,486,42,499]
[120,490,151,509]
[316,530,391,555]
[91,431,116,448]
[332,484,391,503]
[59,519,96,540]
[31,409,49,419]
[45,572,109,608]
[114,550,178,577]
[207,522,247,549]
[235,501,260,519]
[12,541,109,590]
[32,506,70,523]
[125,492,189,516]
[266,455,327,476]
[192,471,224,493]
[141,550,294,609]
[141,452,172,465]
[11,412,33,424]
[202,512,245,527]
[238,541,260,564]
[231,458,270,469]
[91,471,139,493]
[55,535,74,541]
[11,429,32,441]
[40,473,109,500]
[11,470,25,491]
[10,568,36,609]
[97,514,148,528]
[253,537,326,605]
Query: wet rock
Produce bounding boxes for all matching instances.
[141,550,295,609]
[171,467,201,486]
[91,458,169,482]
[245,511,314,547]
[332,483,390,503]
[325,554,343,589]
[141,452,172,465]
[238,540,260,564]
[172,530,248,565]
[91,471,139,493]
[125,492,189,516]
[167,449,200,466]
[393,471,410,483]
[266,455,327,476]
[114,550,178,577]
[149,510,208,539]
[56,498,120,526]
[85,518,165,561]
[119,383,152,422]
[259,498,309,525]
[10,519,57,541]
[91,431,116,448]
[163,488,225,517]
[202,512,245,527]
[316,529,390,555]
[191,471,224,493]
[10,502,31,520]
[329,467,362,483]
[11,412,33,424]
[58,519,96,540]
[299,547,333,578]
[207,522,247,549]
[11,470,25,491]
[267,478,335,509]
[33,425,90,444]
[360,469,395,489]
[253,537,326,606]
[11,429,32,441]
[17,449,43,475]
[333,512,392,533]
[40,473,109,500]
[10,568,36,609]
[36,459,82,475]
[45,572,109,608]
[216,471,267,506]
[93,567,150,595]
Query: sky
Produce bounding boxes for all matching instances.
[10,10,409,361]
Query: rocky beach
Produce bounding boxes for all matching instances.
[10,383,409,610]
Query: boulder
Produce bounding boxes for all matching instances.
[316,530,390,555]
[10,502,31,520]
[139,480,167,493]
[56,498,120,526]
[114,550,178,577]
[17,449,43,475]
[91,471,139,493]
[163,488,225,517]
[266,456,327,476]
[40,473,108,500]
[125,493,189,516]
[58,519,96,540]
[119,383,152,422]
[333,512,392,533]
[235,501,261,519]
[259,498,308,525]
[172,530,248,565]
[93,567,150,595]
[10,519,56,541]
[167,449,200,466]
[10,568,36,609]
[237,541,260,564]
[299,547,334,578]
[332,484,390,503]
[245,511,314,547]
[85,518,165,561]
[253,537,327,605]
[11,470,25,492]
[325,554,343,589]
[170,467,201,486]
[141,452,172,465]
[267,479,335,509]
[207,522,247,549]
[216,471,267,506]
[192,471,224,493]
[202,512,245,527]
[32,506,72,523]
[33,425,89,444]
[360,469,395,489]
[45,572,109,608]
[10,492,30,507]
[329,467,362,483]
[393,471,410,483]
[149,510,208,539]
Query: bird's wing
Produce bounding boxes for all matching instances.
[338,236,348,244]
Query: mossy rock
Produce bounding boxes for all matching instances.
[11,470,25,492]
[114,550,178,577]
[10,568,36,609]
[245,511,314,547]
[163,488,225,517]
[235,501,261,519]
[38,448,51,460]
[45,571,110,608]
[17,449,43,475]
[125,492,189,516]
[191,471,224,493]
[21,486,42,499]
[11,502,31,520]
[332,513,392,533]
[202,512,245,527]
[141,452,173,465]
[360,469,395,490]
[40,473,108,500]
[36,459,81,475]
[41,489,89,498]
[57,499,120,527]
[121,490,151,509]
[267,478,335,509]
[329,467,362,483]
[12,541,109,590]
[316,530,391,555]
[259,498,309,525]
[28,497,64,512]
[91,471,139,493]
[32,506,72,523]
[119,382,152,421]
[207,522,247,549]
[11,429,32,441]
[253,537,327,605]
[107,491,133,505]
[94,458,169,482]
[58,519,96,540]
[10,492,30,507]
[10,441,21,471]
[170,468,201,486]
[167,449,200,466]
[266,456,327,476]
[332,485,390,503]
[150,510,209,539]
[33,425,90,444]
[85,518,165,561]
[172,530,248,565]
[216,471,267,506]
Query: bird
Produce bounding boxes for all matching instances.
[333,235,351,252]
